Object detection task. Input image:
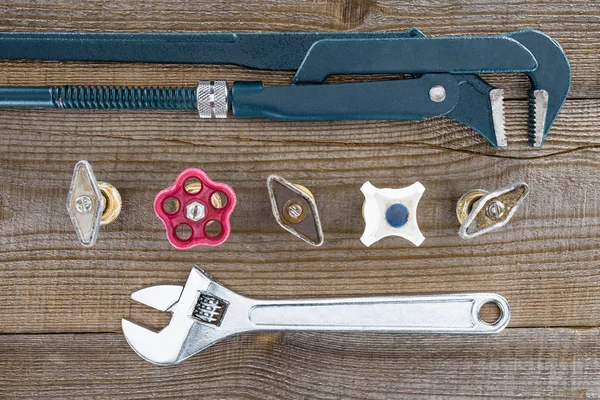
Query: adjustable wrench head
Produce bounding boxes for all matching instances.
[122,267,236,365]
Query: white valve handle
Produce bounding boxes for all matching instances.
[360,181,425,246]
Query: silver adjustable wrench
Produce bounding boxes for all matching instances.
[122,267,510,365]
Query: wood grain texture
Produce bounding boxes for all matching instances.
[0,101,599,333]
[1,329,600,399]
[0,0,599,398]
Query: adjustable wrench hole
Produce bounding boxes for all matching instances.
[477,300,504,326]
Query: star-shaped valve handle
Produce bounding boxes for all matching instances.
[360,181,425,247]
[154,169,236,249]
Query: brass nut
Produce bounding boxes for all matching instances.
[293,184,314,199]
[98,181,122,225]
[456,189,488,224]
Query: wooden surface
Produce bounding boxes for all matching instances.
[0,0,599,398]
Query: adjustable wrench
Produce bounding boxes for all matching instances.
[122,267,510,365]
[0,28,570,148]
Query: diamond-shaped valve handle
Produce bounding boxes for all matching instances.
[456,182,529,239]
[360,181,425,247]
[267,175,324,246]
[154,169,236,249]
[66,160,122,247]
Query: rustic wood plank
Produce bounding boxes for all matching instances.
[1,329,599,399]
[0,100,598,333]
[0,0,599,397]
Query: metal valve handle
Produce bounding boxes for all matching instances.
[154,169,236,249]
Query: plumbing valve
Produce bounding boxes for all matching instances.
[66,160,122,247]
[360,181,425,247]
[154,169,236,249]
[456,182,529,239]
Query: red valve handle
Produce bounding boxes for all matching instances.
[154,169,236,249]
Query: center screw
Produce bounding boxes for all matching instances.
[75,195,93,214]
[486,200,506,220]
[283,200,307,224]
[287,203,304,219]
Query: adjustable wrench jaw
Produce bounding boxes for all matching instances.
[122,267,248,365]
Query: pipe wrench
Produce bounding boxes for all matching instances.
[0,29,570,147]
[122,267,510,365]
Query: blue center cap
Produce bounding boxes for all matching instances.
[385,203,409,228]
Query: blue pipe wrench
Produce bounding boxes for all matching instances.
[0,28,570,147]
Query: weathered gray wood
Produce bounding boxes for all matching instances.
[1,329,599,399]
[0,0,599,398]
[0,101,599,333]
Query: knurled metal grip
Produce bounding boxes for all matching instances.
[196,81,229,118]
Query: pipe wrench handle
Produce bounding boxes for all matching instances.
[231,74,460,121]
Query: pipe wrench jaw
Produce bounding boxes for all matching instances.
[288,30,568,148]
[446,75,507,148]
[504,30,571,147]
[122,267,232,365]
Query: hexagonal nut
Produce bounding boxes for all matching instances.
[186,201,206,222]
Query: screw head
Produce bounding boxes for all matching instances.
[75,195,93,214]
[429,85,446,103]
[282,199,307,224]
[287,203,304,219]
[186,201,206,222]
[486,200,505,220]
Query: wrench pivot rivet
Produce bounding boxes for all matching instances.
[429,85,446,102]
